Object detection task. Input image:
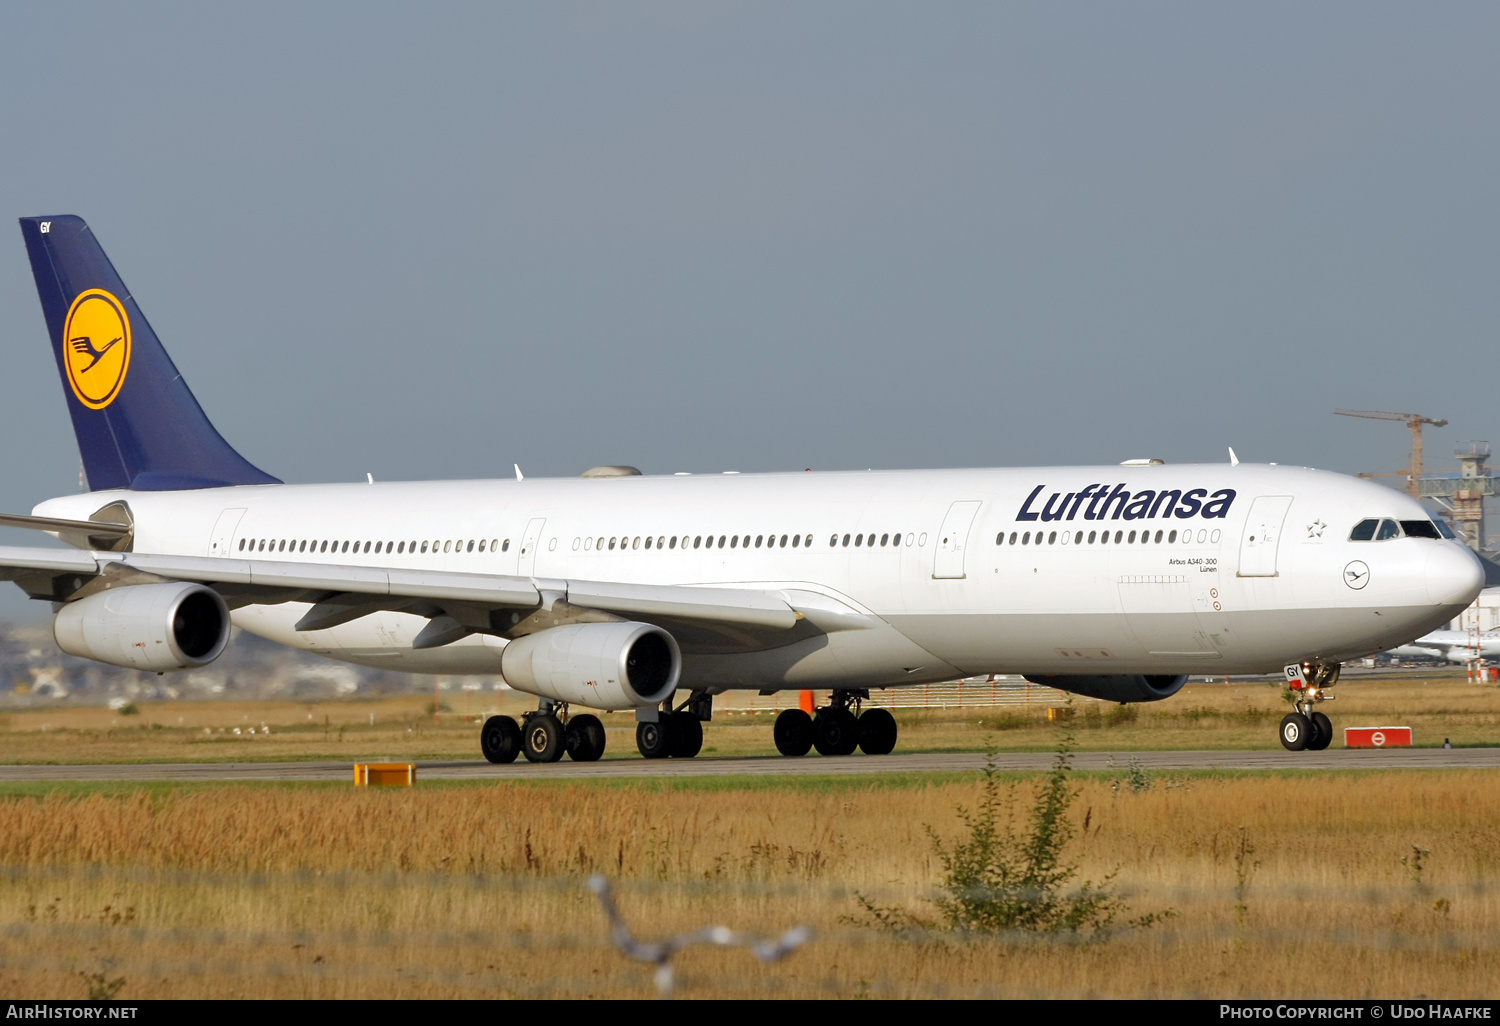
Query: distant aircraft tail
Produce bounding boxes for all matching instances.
[19,215,280,492]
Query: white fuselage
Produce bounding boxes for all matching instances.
[34,463,1485,692]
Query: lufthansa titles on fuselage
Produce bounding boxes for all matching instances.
[1016,483,1236,523]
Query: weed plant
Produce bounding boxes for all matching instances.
[855,738,1171,936]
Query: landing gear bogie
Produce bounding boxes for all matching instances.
[779,690,899,757]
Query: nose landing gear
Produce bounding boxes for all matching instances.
[1279,662,1338,751]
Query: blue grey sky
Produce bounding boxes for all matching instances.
[0,3,1496,619]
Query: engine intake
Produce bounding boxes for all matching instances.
[500,622,680,709]
[1024,673,1188,704]
[53,582,231,672]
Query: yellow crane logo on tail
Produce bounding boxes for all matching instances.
[62,288,131,409]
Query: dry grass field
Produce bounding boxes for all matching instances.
[0,671,1495,764]
[0,767,1497,998]
[0,672,1494,998]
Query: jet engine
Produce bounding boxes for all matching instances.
[1024,673,1188,704]
[53,582,231,672]
[500,621,680,709]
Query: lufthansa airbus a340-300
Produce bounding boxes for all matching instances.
[2,216,1485,761]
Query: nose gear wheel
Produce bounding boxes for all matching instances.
[1279,712,1310,751]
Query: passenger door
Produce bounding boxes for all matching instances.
[208,508,246,558]
[517,518,546,577]
[932,501,982,579]
[1237,495,1293,577]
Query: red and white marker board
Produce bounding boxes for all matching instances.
[1344,726,1412,748]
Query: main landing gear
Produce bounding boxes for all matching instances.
[479,701,606,764]
[637,691,710,759]
[773,690,898,757]
[1278,662,1338,752]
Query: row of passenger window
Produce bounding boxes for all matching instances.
[575,530,917,552]
[997,528,1221,547]
[578,533,814,552]
[238,537,511,555]
[237,530,921,558]
[1348,518,1446,541]
[831,531,911,548]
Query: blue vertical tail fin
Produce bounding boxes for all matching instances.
[20,216,279,491]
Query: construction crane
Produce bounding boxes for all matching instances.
[1334,409,1448,499]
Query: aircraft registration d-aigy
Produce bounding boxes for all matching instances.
[2,216,1485,762]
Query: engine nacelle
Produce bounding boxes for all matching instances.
[1024,673,1188,704]
[53,582,231,672]
[500,622,680,710]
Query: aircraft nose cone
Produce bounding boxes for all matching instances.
[1426,543,1485,609]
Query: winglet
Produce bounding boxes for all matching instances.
[1228,447,1240,467]
[514,464,524,482]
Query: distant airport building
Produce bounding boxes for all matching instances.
[1450,586,1500,632]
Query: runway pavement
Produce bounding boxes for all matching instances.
[0,746,1496,782]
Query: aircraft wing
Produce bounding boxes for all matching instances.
[0,546,101,579]
[0,545,816,653]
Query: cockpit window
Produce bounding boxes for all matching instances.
[1400,520,1441,540]
[1432,519,1457,540]
[1376,519,1401,541]
[1349,519,1378,541]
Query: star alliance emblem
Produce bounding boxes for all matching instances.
[1307,519,1326,538]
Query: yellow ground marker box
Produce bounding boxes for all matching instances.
[354,762,416,787]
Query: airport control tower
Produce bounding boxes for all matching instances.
[1418,441,1496,552]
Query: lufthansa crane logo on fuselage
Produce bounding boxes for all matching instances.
[62,289,132,410]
